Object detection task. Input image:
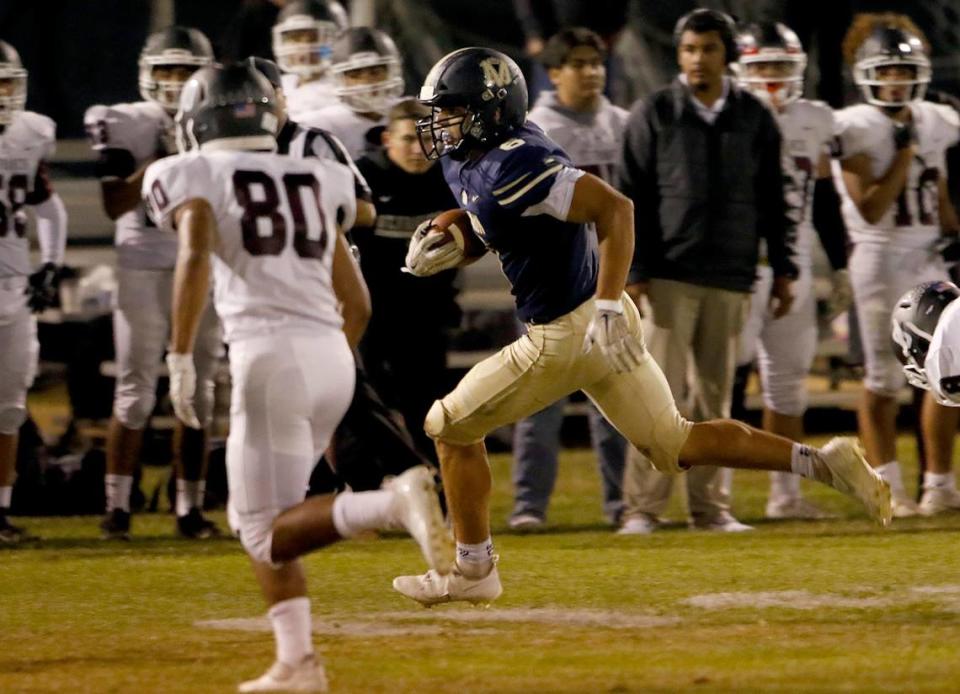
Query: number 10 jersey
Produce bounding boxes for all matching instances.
[143,150,357,343]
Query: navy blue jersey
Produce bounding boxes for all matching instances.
[441,122,597,324]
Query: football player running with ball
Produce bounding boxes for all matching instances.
[396,47,892,606]
[0,40,67,543]
[145,63,453,692]
[85,26,223,540]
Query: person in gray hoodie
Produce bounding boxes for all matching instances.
[508,27,631,530]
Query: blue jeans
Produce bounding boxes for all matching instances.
[511,398,626,524]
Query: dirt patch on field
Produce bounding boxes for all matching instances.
[683,585,960,611]
[196,609,680,638]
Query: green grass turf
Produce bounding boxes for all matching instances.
[3,435,960,693]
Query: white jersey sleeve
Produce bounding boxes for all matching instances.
[926,300,960,406]
[143,154,223,234]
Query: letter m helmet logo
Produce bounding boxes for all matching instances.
[480,57,512,88]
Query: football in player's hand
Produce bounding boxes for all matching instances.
[430,209,486,259]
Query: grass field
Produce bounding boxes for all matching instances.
[4,435,960,693]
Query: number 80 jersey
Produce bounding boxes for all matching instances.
[143,150,357,343]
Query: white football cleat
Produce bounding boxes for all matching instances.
[693,512,754,532]
[819,437,892,527]
[616,515,659,535]
[891,495,919,518]
[508,513,545,531]
[393,560,502,607]
[918,486,960,516]
[765,497,836,520]
[387,466,455,575]
[238,657,328,692]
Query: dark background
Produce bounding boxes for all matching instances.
[0,0,957,137]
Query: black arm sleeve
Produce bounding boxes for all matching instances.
[24,160,53,205]
[756,109,798,279]
[617,99,660,284]
[94,148,137,180]
[812,177,848,270]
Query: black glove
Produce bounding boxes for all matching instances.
[25,262,60,313]
[892,120,916,150]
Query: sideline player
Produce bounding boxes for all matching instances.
[836,13,960,516]
[0,40,67,542]
[394,47,891,606]
[145,63,453,692]
[84,26,221,539]
[272,0,348,119]
[734,21,853,519]
[298,26,404,159]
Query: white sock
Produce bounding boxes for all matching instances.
[456,538,494,578]
[105,474,133,513]
[268,596,313,666]
[924,471,955,490]
[875,461,906,495]
[331,490,394,538]
[0,485,11,511]
[770,471,801,500]
[176,480,205,517]
[789,444,824,483]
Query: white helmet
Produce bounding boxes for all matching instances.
[0,41,27,126]
[139,26,215,113]
[853,25,931,108]
[331,27,404,114]
[735,22,806,107]
[271,0,348,80]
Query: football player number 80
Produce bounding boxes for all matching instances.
[232,169,328,259]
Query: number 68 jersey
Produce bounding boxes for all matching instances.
[143,150,357,343]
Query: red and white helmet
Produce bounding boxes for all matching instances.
[735,22,806,107]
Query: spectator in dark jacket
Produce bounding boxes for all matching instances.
[354,99,461,459]
[616,8,797,534]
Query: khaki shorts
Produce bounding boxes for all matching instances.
[425,294,691,474]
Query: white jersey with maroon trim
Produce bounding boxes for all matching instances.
[0,110,56,278]
[776,99,835,265]
[143,149,356,343]
[283,73,339,120]
[836,101,959,250]
[298,101,388,160]
[84,100,177,269]
[925,299,960,406]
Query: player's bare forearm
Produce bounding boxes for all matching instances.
[594,196,634,301]
[566,172,635,301]
[843,150,912,225]
[170,200,214,355]
[101,159,156,220]
[332,228,371,348]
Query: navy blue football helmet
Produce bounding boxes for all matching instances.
[416,47,527,160]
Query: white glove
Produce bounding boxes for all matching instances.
[404,219,463,277]
[825,269,852,321]
[582,299,645,373]
[166,352,201,429]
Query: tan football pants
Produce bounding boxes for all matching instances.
[424,293,692,475]
[621,279,750,524]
